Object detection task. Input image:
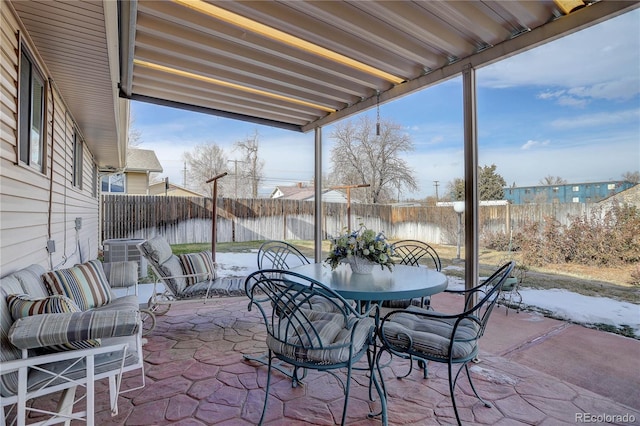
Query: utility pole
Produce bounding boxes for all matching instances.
[182,161,187,187]
[228,159,245,199]
[433,180,440,202]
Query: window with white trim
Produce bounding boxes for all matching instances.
[92,166,97,198]
[101,173,125,193]
[18,47,46,172]
[72,131,83,188]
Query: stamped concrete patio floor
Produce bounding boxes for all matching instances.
[31,292,640,425]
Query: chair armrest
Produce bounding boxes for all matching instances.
[8,310,140,350]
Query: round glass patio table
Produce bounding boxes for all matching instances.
[289,262,448,304]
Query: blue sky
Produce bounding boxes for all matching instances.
[132,9,639,199]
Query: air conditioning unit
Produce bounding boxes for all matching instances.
[103,238,148,278]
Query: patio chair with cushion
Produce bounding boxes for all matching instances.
[245,269,380,425]
[377,261,515,426]
[257,240,311,270]
[382,240,442,309]
[137,235,246,317]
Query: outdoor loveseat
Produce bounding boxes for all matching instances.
[0,261,145,424]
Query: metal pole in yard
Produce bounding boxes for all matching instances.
[206,172,228,263]
[330,184,370,231]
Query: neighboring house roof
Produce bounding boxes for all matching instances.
[148,182,205,197]
[126,148,163,173]
[271,184,350,202]
[271,184,315,200]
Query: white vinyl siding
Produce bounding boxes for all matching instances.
[1,5,100,274]
[125,173,149,195]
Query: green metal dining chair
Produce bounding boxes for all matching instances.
[377,261,515,425]
[257,240,311,270]
[244,269,380,425]
[383,240,442,309]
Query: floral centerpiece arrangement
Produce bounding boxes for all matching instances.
[325,224,395,273]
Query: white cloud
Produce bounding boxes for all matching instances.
[556,96,589,108]
[479,10,640,101]
[550,108,640,129]
[521,140,550,150]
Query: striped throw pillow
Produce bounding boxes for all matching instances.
[6,294,100,352]
[7,294,81,320]
[180,251,215,286]
[43,260,113,310]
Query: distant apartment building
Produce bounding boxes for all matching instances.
[504,181,636,204]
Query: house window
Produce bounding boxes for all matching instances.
[102,173,125,193]
[552,187,559,193]
[18,47,46,172]
[572,186,580,192]
[72,132,83,188]
[572,197,580,203]
[607,183,615,190]
[92,166,97,198]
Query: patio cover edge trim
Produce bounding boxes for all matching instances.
[123,93,305,133]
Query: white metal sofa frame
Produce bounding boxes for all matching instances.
[1,263,145,425]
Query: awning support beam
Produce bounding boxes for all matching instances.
[462,64,479,309]
[314,127,323,263]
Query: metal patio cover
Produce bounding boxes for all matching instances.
[10,0,638,167]
[119,0,637,133]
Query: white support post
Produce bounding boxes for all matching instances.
[314,127,323,263]
[462,64,479,309]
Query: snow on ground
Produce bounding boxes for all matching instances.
[442,266,639,337]
[128,251,639,338]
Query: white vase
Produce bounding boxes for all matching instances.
[348,257,376,274]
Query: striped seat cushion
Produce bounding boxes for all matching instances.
[179,251,215,286]
[102,261,138,289]
[6,294,100,353]
[381,311,480,361]
[267,309,374,364]
[43,260,112,311]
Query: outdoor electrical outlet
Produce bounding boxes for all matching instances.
[75,217,82,230]
[46,240,56,253]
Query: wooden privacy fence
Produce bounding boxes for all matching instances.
[101,194,596,245]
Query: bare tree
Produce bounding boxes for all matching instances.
[539,175,567,185]
[233,131,264,198]
[329,117,417,203]
[447,178,464,201]
[622,171,640,184]
[183,143,229,197]
[128,112,143,147]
